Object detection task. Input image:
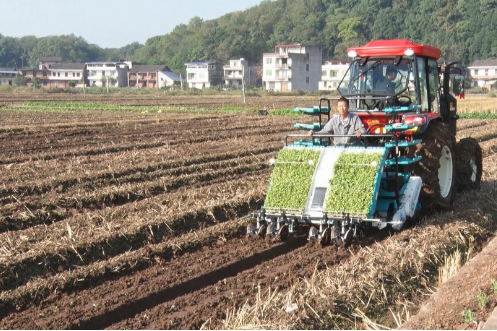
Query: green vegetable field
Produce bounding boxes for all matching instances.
[325,151,384,217]
[264,148,322,210]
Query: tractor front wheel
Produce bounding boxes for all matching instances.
[456,137,483,191]
[408,120,457,211]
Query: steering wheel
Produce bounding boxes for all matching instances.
[397,95,412,105]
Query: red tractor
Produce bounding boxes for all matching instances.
[336,39,482,211]
[248,40,483,244]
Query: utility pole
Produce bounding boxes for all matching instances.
[242,65,246,104]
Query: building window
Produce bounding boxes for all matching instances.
[266,58,273,65]
[65,72,68,77]
[265,69,272,77]
[306,53,310,60]
[485,69,489,76]
[77,73,80,77]
[323,81,327,87]
[306,64,310,71]
[57,72,60,77]
[322,70,327,77]
[473,69,478,75]
[52,72,56,77]
[73,73,76,77]
[306,77,309,84]
[331,71,337,77]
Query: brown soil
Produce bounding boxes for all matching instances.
[401,233,497,330]
[1,96,497,330]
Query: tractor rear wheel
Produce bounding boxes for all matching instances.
[408,120,457,211]
[456,137,482,191]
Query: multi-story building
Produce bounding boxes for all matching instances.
[128,65,181,88]
[0,68,18,85]
[223,58,257,89]
[48,63,87,88]
[262,44,322,92]
[468,59,497,89]
[39,56,62,70]
[319,60,350,91]
[184,61,223,89]
[86,61,130,87]
[18,67,50,87]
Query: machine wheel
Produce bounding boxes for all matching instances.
[247,223,256,238]
[320,228,331,246]
[277,224,289,241]
[266,223,276,239]
[456,137,483,191]
[257,223,267,238]
[408,120,457,211]
[308,226,319,245]
[343,229,354,247]
[330,226,342,246]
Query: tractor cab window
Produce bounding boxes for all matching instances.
[427,59,440,113]
[338,58,414,110]
[416,58,441,113]
[417,58,429,112]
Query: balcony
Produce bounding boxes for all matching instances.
[223,65,243,70]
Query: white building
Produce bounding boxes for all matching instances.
[48,63,86,88]
[319,60,350,91]
[262,44,322,92]
[0,68,17,85]
[86,61,130,87]
[223,58,257,89]
[468,59,497,89]
[158,71,182,88]
[185,61,223,89]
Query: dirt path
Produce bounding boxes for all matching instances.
[401,232,497,330]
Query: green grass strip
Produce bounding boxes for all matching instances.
[325,151,384,217]
[459,112,497,119]
[264,148,321,210]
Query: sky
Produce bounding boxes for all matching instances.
[0,0,263,48]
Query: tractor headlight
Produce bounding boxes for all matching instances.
[347,50,358,58]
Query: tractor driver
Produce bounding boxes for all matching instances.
[308,97,366,146]
[375,65,398,95]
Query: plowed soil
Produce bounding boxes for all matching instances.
[1,96,497,330]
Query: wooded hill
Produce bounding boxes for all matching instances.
[1,0,496,73]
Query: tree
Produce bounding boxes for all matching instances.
[31,76,41,88]
[100,76,117,87]
[12,75,28,86]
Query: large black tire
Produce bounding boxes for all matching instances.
[456,137,483,191]
[407,120,457,211]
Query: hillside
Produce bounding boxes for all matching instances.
[1,0,496,72]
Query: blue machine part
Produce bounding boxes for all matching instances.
[293,106,330,114]
[368,147,389,218]
[293,123,323,130]
[384,104,422,113]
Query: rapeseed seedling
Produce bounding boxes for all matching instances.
[264,148,321,210]
[325,151,384,217]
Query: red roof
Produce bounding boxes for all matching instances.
[347,39,442,59]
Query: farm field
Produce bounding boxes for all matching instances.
[0,95,497,329]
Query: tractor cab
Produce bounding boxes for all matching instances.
[338,40,462,136]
